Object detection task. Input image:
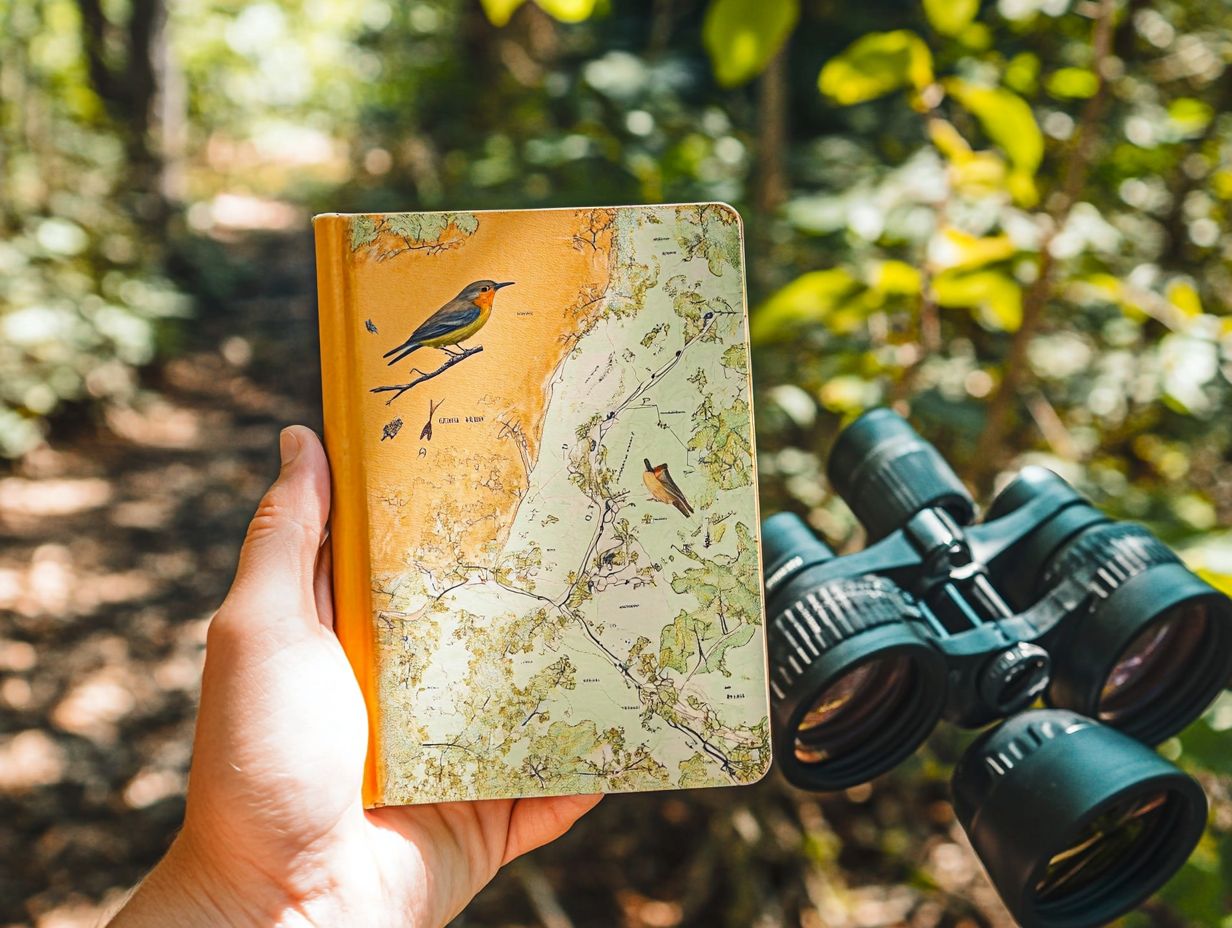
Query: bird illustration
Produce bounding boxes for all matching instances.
[383,279,515,367]
[643,458,694,517]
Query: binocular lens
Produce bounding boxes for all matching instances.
[793,654,914,764]
[1034,790,1170,904]
[767,567,948,790]
[952,709,1207,928]
[1098,603,1209,726]
[1041,523,1232,744]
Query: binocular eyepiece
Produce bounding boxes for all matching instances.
[762,409,1232,928]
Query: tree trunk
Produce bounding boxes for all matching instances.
[76,0,167,220]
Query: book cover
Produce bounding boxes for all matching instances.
[314,204,770,807]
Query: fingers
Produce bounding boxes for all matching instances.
[501,794,603,866]
[222,425,332,628]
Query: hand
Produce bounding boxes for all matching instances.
[111,426,601,928]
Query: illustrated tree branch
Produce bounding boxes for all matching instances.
[967,0,1120,491]
[370,346,483,405]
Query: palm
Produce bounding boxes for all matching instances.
[178,428,599,928]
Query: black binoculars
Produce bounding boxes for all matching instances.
[762,409,1232,928]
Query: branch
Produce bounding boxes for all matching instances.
[370,346,483,405]
[967,0,1118,490]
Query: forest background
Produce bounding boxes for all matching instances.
[2,0,1231,925]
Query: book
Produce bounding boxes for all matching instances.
[314,204,770,807]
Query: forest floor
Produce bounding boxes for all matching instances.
[0,230,1020,928]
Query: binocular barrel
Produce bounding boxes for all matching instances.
[762,408,1232,928]
[952,710,1207,928]
[826,408,975,541]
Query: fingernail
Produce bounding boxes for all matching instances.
[279,427,300,466]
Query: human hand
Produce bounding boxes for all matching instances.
[111,426,601,928]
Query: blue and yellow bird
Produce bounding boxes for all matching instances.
[383,279,514,367]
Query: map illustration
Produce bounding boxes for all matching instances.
[344,204,769,805]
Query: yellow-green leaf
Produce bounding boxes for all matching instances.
[1212,170,1232,200]
[702,0,799,88]
[1007,169,1039,207]
[480,0,525,26]
[751,268,860,342]
[534,0,597,21]
[932,227,1017,271]
[1168,98,1213,136]
[934,269,1022,331]
[957,152,1010,194]
[1166,280,1203,318]
[1196,567,1232,598]
[1046,67,1098,99]
[1004,52,1039,95]
[929,118,973,163]
[819,30,934,106]
[945,79,1043,177]
[923,0,979,37]
[872,260,923,295]
[819,375,877,414]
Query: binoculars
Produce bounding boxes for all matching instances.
[762,409,1232,928]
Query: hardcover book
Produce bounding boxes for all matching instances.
[314,203,770,807]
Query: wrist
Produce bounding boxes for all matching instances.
[110,830,316,928]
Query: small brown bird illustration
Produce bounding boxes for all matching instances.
[383,279,514,367]
[643,458,693,517]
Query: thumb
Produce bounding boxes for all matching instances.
[224,425,331,625]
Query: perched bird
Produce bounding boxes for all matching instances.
[383,279,514,367]
[643,458,694,517]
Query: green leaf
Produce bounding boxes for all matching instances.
[1166,280,1203,318]
[750,268,861,342]
[945,79,1043,175]
[480,0,526,26]
[928,117,973,162]
[1168,97,1214,136]
[923,0,979,37]
[534,0,597,23]
[1003,52,1039,95]
[702,0,799,88]
[819,30,934,106]
[658,609,755,676]
[945,79,1043,205]
[933,227,1017,271]
[348,215,378,252]
[933,269,1023,331]
[1046,67,1098,99]
[677,753,714,788]
[720,343,748,372]
[872,260,923,295]
[448,212,480,236]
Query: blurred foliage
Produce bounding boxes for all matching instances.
[4,0,1232,924]
[0,0,188,456]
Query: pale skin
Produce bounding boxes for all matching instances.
[110,425,601,928]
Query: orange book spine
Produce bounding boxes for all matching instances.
[313,215,381,806]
